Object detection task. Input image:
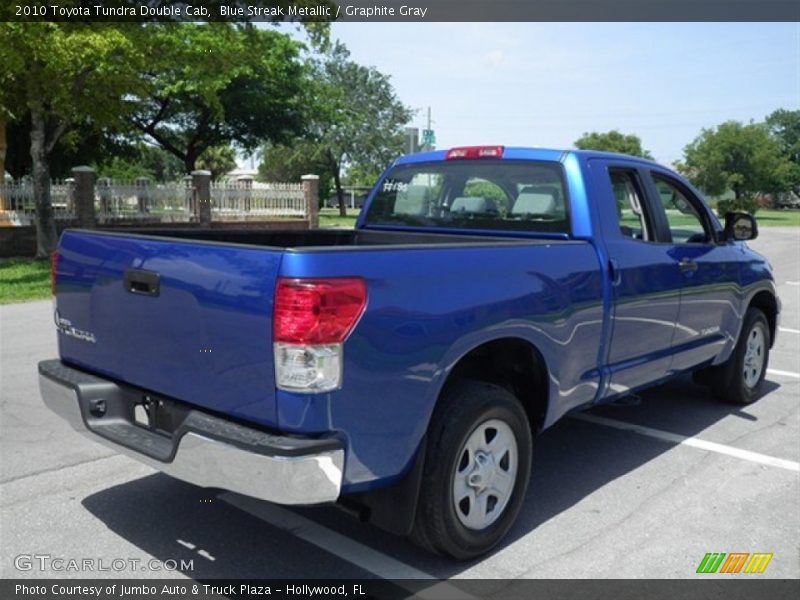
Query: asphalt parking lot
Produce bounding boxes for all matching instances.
[1,228,798,581]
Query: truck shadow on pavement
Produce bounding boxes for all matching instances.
[81,374,782,579]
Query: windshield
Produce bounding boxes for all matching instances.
[363,160,569,234]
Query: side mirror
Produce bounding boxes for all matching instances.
[724,211,758,241]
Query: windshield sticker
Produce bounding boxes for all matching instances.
[382,180,409,193]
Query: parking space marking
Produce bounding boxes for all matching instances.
[779,327,800,334]
[221,493,481,599]
[573,413,800,472]
[220,492,434,580]
[768,368,800,379]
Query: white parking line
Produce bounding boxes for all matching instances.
[223,492,462,596]
[221,492,432,579]
[779,327,800,334]
[768,368,800,379]
[573,413,800,472]
[785,281,800,286]
[177,538,217,562]
[221,493,479,599]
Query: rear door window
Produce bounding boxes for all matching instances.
[608,169,654,241]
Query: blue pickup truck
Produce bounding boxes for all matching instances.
[40,146,779,559]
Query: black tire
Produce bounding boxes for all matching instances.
[709,308,770,405]
[411,380,533,560]
[691,368,711,385]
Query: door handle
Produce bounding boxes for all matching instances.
[124,269,160,297]
[678,258,698,273]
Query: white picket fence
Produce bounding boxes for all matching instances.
[211,181,306,218]
[95,180,195,222]
[0,178,307,225]
[0,180,75,225]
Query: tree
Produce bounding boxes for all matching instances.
[678,121,793,206]
[197,145,237,181]
[574,130,653,159]
[127,24,307,173]
[0,114,7,179]
[299,42,412,216]
[343,163,382,188]
[0,23,142,256]
[766,109,800,191]
[259,141,333,201]
[95,144,185,182]
[5,114,140,180]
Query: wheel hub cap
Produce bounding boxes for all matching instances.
[467,452,495,492]
[743,325,765,389]
[453,419,518,530]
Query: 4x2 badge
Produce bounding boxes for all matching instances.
[54,311,96,344]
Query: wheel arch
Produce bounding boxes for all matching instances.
[437,336,551,434]
[748,289,778,347]
[346,335,550,537]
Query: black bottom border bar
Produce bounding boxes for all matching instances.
[3,579,800,600]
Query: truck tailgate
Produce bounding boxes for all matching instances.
[55,230,283,427]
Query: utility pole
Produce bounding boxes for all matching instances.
[427,106,431,138]
[404,127,419,154]
[421,107,436,150]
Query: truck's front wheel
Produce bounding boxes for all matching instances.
[709,307,771,405]
[411,380,532,559]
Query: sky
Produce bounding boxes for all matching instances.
[278,22,799,166]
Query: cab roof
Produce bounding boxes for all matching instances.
[394,146,662,168]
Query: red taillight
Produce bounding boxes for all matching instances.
[445,146,504,160]
[273,278,367,344]
[51,251,59,295]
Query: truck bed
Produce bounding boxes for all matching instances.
[54,227,579,431]
[54,225,603,491]
[87,227,556,249]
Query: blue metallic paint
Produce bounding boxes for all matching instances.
[57,230,282,426]
[54,148,778,493]
[276,241,604,489]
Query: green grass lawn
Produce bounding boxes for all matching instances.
[0,257,51,304]
[624,208,800,228]
[751,208,800,227]
[319,208,359,229]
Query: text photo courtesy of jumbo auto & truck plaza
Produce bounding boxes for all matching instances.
[1,2,799,600]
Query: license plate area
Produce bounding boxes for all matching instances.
[131,394,190,435]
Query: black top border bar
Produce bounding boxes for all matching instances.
[3,1,800,23]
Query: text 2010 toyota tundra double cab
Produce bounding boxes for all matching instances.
[40,146,779,559]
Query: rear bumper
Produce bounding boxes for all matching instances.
[38,360,344,505]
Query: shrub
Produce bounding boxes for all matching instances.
[716,197,760,217]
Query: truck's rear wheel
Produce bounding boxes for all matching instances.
[709,308,770,405]
[411,380,532,559]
